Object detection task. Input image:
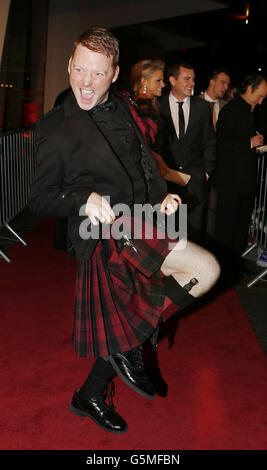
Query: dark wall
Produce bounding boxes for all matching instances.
[0,0,49,131]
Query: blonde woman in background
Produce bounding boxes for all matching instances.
[124,59,190,186]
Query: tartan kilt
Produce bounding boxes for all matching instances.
[72,215,177,358]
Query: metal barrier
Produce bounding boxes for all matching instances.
[0,129,36,262]
[242,150,267,286]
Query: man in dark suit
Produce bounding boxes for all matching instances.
[153,62,216,243]
[214,74,267,274]
[197,67,230,237]
[198,67,230,129]
[29,30,220,434]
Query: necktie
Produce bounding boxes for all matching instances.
[210,101,217,130]
[178,101,185,141]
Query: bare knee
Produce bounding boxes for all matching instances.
[161,240,220,297]
[184,252,220,297]
[195,249,220,295]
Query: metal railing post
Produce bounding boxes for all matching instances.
[244,150,267,287]
[0,128,36,262]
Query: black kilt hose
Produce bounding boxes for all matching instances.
[72,215,179,358]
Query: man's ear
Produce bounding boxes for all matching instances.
[112,65,120,83]
[67,57,72,75]
[169,76,176,87]
[210,78,215,88]
[247,84,253,95]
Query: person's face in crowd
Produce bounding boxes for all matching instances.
[169,66,195,100]
[68,44,119,110]
[211,72,230,99]
[142,69,165,98]
[245,80,267,109]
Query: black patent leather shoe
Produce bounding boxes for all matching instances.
[70,387,127,434]
[109,346,155,399]
[147,368,168,397]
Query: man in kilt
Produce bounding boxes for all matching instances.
[30,28,220,434]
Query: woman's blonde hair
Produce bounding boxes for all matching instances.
[130,59,165,97]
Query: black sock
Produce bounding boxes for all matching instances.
[79,357,116,400]
[164,275,197,309]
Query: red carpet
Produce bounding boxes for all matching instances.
[1,219,267,450]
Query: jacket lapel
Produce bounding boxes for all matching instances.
[160,94,178,140]
[63,90,151,177]
[160,94,197,141]
[114,92,153,157]
[64,92,115,158]
[183,96,195,139]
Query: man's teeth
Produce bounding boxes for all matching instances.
[81,89,93,95]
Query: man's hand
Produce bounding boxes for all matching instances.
[85,192,115,225]
[160,193,182,215]
[251,134,264,148]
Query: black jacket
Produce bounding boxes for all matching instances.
[215,94,258,194]
[29,91,168,260]
[153,94,216,179]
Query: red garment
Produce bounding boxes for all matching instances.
[121,92,158,144]
[72,216,177,358]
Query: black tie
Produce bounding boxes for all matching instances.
[178,101,185,141]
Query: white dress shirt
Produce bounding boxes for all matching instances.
[169,93,190,139]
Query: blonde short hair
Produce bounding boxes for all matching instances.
[130,59,165,96]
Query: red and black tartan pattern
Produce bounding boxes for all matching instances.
[72,217,176,358]
[121,91,158,144]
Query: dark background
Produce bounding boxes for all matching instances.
[0,0,267,130]
[113,0,267,94]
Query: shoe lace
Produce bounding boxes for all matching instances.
[125,345,144,370]
[103,380,116,409]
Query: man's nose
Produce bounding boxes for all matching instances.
[83,73,92,86]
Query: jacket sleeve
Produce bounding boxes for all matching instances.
[201,101,216,176]
[29,122,92,218]
[216,105,252,154]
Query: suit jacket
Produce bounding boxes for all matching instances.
[198,93,227,112]
[153,94,216,180]
[254,97,267,137]
[29,91,168,260]
[215,94,258,194]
